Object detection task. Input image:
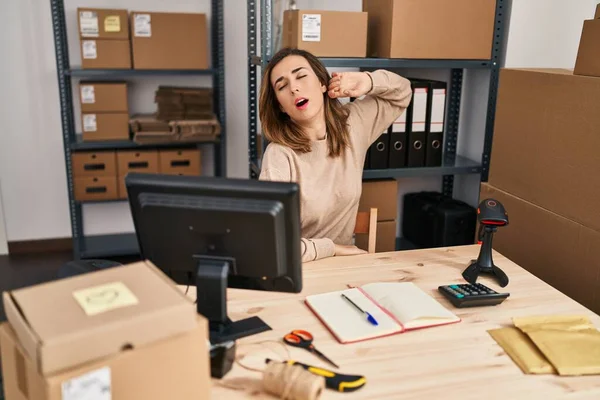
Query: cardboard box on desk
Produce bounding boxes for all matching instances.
[0,317,210,400]
[362,0,496,59]
[574,6,600,78]
[1,260,199,376]
[480,183,600,315]
[130,12,209,69]
[282,10,368,57]
[488,68,600,232]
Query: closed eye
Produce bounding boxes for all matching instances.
[297,74,306,79]
[277,83,288,91]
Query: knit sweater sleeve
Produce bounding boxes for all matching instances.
[346,69,413,151]
[259,145,336,263]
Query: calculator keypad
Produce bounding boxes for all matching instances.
[438,283,509,308]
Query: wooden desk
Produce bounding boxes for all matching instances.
[206,245,600,399]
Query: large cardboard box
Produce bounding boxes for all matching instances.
[79,82,128,113]
[574,11,600,78]
[362,0,496,59]
[0,318,210,400]
[81,112,130,141]
[358,179,398,222]
[480,183,600,315]
[356,220,396,253]
[77,8,130,40]
[282,10,368,57]
[130,12,209,69]
[80,39,132,69]
[489,68,600,232]
[2,261,199,376]
[596,3,600,19]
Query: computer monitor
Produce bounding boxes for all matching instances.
[125,173,303,344]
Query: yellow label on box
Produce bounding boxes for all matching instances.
[104,16,121,32]
[73,282,138,316]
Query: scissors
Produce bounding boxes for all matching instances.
[283,329,339,369]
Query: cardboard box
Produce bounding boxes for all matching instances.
[596,3,600,19]
[574,14,600,78]
[117,150,159,176]
[130,12,209,69]
[74,176,118,201]
[488,68,600,232]
[158,149,202,175]
[79,82,128,113]
[282,10,368,57]
[362,0,496,59]
[356,220,397,253]
[82,113,130,141]
[77,8,129,40]
[480,183,600,315]
[118,175,128,199]
[358,179,398,221]
[2,261,198,376]
[0,317,210,400]
[72,151,117,177]
[80,39,132,69]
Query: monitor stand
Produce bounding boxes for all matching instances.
[195,256,272,344]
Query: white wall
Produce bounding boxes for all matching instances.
[0,182,8,255]
[0,0,597,243]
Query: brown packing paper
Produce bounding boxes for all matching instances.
[513,315,600,376]
[488,327,556,375]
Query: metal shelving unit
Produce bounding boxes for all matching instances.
[50,0,227,260]
[248,0,506,188]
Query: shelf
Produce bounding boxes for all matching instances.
[67,67,216,79]
[252,56,492,69]
[79,233,139,259]
[70,136,219,151]
[362,155,482,180]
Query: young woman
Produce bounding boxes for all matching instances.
[259,47,412,262]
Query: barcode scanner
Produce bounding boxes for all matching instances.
[462,199,510,287]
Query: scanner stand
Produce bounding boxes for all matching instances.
[462,226,509,288]
[195,256,272,344]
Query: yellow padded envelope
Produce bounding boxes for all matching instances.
[488,327,556,375]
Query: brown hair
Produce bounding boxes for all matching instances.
[259,47,351,157]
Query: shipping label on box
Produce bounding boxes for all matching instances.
[302,14,321,42]
[82,40,97,59]
[62,367,111,400]
[134,14,152,37]
[79,11,99,37]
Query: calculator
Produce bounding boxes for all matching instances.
[438,283,509,308]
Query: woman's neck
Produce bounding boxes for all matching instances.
[298,108,327,141]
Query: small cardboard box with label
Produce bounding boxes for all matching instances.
[574,4,600,78]
[282,10,368,57]
[78,8,132,69]
[0,261,211,400]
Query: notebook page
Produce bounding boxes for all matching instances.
[305,288,402,343]
[361,282,459,329]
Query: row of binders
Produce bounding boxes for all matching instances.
[365,78,447,170]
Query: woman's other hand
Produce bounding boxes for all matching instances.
[327,72,372,99]
[334,244,368,256]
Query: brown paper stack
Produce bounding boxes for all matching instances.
[489,315,600,376]
[155,86,213,121]
[129,114,221,145]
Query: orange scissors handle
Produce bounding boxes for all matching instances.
[283,330,339,369]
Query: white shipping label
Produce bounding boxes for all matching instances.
[80,11,99,37]
[431,89,446,133]
[82,41,97,59]
[392,111,406,133]
[302,14,321,42]
[134,14,152,37]
[412,88,427,132]
[62,367,111,400]
[83,114,97,132]
[81,86,95,104]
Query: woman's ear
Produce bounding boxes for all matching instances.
[321,84,326,93]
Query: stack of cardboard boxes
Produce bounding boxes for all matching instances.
[79,82,129,142]
[72,149,201,202]
[356,180,398,253]
[281,0,496,59]
[482,63,600,314]
[77,8,208,70]
[0,261,211,399]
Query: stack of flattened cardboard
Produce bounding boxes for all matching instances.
[483,68,600,315]
[129,114,175,144]
[155,86,213,121]
[130,114,221,144]
[0,261,211,399]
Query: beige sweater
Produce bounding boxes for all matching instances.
[259,70,412,262]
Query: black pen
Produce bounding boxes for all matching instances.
[341,294,379,326]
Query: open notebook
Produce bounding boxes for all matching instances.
[305,282,460,343]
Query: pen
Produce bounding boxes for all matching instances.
[341,294,378,326]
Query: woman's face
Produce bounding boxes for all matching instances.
[270,55,327,124]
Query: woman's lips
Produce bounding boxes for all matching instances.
[295,98,309,110]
